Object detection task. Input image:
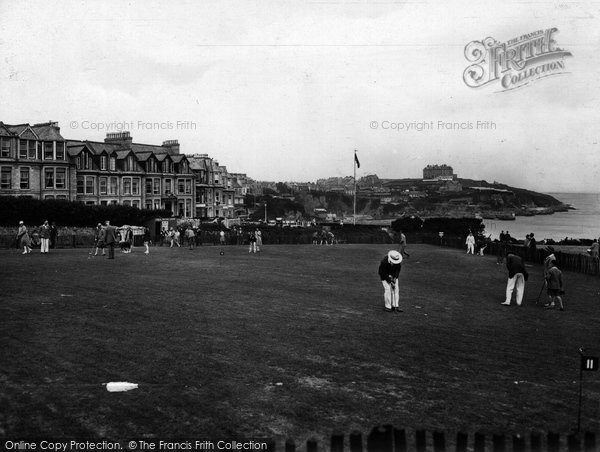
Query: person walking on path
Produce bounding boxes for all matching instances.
[143,227,151,254]
[378,250,403,312]
[397,230,410,258]
[255,228,262,252]
[465,232,475,255]
[16,221,32,254]
[501,253,528,306]
[103,220,117,259]
[544,259,565,311]
[39,220,50,254]
[219,230,226,246]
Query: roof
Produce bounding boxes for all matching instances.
[171,154,186,163]
[131,143,168,154]
[135,152,153,162]
[67,146,85,157]
[115,150,133,159]
[188,158,206,170]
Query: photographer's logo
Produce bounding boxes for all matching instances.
[463,28,572,91]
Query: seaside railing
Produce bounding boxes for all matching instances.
[421,235,600,277]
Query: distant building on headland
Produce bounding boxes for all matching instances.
[423,164,456,181]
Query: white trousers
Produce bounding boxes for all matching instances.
[505,273,525,305]
[382,280,399,309]
[467,244,474,254]
[40,238,49,253]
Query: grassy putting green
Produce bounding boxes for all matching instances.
[1,243,600,442]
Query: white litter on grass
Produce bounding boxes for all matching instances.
[415,306,422,309]
[105,382,138,392]
[275,382,283,386]
[60,294,73,297]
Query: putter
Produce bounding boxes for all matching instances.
[535,279,547,305]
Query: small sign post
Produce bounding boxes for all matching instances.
[577,348,598,432]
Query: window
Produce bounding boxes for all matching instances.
[123,178,131,195]
[153,178,160,195]
[0,137,11,157]
[145,178,152,194]
[132,200,139,208]
[109,157,116,171]
[28,141,37,159]
[19,140,27,159]
[45,195,55,200]
[178,179,185,194]
[132,178,139,195]
[55,168,66,189]
[164,179,172,194]
[76,156,81,169]
[20,168,29,189]
[99,177,107,195]
[100,155,107,170]
[44,168,54,188]
[1,167,12,189]
[85,176,95,194]
[56,195,67,200]
[123,200,131,207]
[147,159,157,173]
[185,179,192,194]
[55,142,65,160]
[44,142,54,160]
[77,176,84,194]
[126,155,135,171]
[153,200,160,210]
[101,200,108,206]
[145,200,152,210]
[109,177,118,195]
[186,199,191,216]
[83,152,91,169]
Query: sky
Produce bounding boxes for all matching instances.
[1,0,599,193]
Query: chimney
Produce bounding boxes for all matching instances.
[162,139,180,155]
[105,131,132,148]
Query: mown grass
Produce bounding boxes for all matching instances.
[1,243,600,443]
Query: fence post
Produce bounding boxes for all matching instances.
[306,439,318,452]
[530,432,542,452]
[455,432,468,452]
[547,432,561,452]
[474,432,486,452]
[492,434,505,452]
[512,434,525,452]
[568,433,581,452]
[432,431,445,452]
[349,431,362,452]
[415,430,426,452]
[584,432,596,452]
[393,428,407,452]
[367,425,393,452]
[331,434,344,452]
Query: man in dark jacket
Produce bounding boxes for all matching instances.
[501,253,528,306]
[378,250,403,312]
[103,220,117,259]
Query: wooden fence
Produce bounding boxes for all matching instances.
[279,426,598,452]
[420,235,600,277]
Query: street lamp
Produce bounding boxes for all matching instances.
[264,201,267,223]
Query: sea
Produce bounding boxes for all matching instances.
[484,192,600,241]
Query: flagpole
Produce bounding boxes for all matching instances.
[353,150,357,226]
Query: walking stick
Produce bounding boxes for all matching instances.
[535,279,547,305]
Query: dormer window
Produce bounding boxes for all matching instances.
[109,156,116,171]
[100,155,107,170]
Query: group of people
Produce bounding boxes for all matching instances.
[465,231,492,256]
[92,222,151,258]
[15,220,57,254]
[312,230,336,245]
[380,230,567,313]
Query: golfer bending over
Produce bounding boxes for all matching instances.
[501,253,528,306]
[378,250,403,312]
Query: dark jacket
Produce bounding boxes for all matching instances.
[104,225,117,245]
[506,254,528,280]
[378,256,401,282]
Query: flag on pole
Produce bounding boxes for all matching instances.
[354,152,360,168]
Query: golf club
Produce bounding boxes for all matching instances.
[535,279,547,305]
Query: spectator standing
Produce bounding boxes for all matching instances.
[49,222,58,249]
[143,227,151,254]
[185,225,195,250]
[397,230,410,258]
[219,230,226,246]
[255,228,262,252]
[39,220,51,254]
[378,250,403,312]
[248,230,257,253]
[103,220,117,259]
[465,232,475,254]
[173,228,181,247]
[92,223,106,256]
[501,253,528,306]
[544,259,564,311]
[590,239,599,263]
[529,233,537,261]
[16,221,32,254]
